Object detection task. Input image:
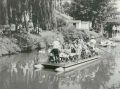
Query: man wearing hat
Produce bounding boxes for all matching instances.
[52,38,61,50]
[88,36,96,47]
[50,38,61,63]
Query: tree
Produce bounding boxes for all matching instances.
[32,0,56,30]
[62,0,117,32]
[0,0,56,31]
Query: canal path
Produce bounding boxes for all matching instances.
[0,43,120,89]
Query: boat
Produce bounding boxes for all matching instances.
[34,55,100,72]
[99,40,116,47]
[110,43,116,47]
[57,58,101,77]
[109,36,120,42]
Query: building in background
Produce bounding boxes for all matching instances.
[67,20,92,30]
[55,0,92,30]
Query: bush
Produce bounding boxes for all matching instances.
[80,29,101,38]
[57,18,66,28]
[40,31,64,48]
[61,25,89,43]
[0,37,21,56]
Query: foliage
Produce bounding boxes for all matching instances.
[0,37,21,56]
[0,0,8,25]
[0,0,56,30]
[56,18,66,28]
[40,31,64,46]
[61,25,89,43]
[32,0,56,30]
[62,0,117,32]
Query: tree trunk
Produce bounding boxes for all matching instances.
[0,0,8,25]
[33,0,56,30]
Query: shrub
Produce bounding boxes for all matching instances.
[57,18,66,28]
[61,25,89,43]
[40,31,64,48]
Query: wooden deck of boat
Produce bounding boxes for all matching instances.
[41,56,100,68]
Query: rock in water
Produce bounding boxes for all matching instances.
[55,67,64,72]
[34,64,44,69]
[39,50,46,54]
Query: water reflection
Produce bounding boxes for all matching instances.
[58,58,115,89]
[0,46,119,89]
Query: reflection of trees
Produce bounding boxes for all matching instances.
[0,50,61,89]
[0,51,39,72]
[59,58,116,89]
[59,62,100,87]
[0,63,60,89]
[0,49,116,89]
[80,59,115,89]
[80,62,108,89]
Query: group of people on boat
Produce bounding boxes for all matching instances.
[49,36,99,63]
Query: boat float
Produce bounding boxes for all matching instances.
[34,55,100,72]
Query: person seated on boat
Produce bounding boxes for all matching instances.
[50,38,62,63]
[59,52,70,62]
[88,36,96,48]
[87,36,97,55]
[81,47,86,59]
[62,42,71,53]
[76,39,83,59]
[69,41,78,61]
[84,45,92,58]
[62,42,69,50]
[88,36,96,46]
[70,41,77,53]
[81,44,91,59]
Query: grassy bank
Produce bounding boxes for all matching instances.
[0,25,101,57]
[0,36,21,57]
[0,31,64,57]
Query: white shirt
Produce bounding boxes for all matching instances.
[76,44,82,54]
[88,39,96,48]
[52,40,61,50]
[113,26,116,31]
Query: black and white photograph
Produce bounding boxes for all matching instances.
[0,0,120,89]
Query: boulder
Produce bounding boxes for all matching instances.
[55,67,64,72]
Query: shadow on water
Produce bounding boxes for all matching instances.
[0,45,120,89]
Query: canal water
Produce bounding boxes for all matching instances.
[0,44,120,89]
